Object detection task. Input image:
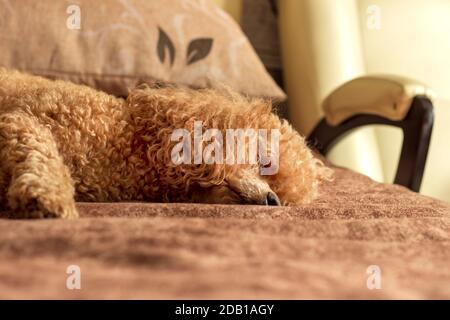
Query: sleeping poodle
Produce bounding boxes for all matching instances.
[0,68,330,218]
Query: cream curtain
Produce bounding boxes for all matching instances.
[358,0,450,201]
[277,0,385,182]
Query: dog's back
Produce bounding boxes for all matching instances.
[0,69,135,203]
[0,68,50,96]
[0,68,126,137]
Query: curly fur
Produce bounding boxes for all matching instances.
[0,68,331,218]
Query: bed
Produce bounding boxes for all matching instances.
[1,161,448,299]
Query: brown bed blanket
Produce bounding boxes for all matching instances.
[0,165,449,299]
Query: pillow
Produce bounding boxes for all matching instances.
[0,0,285,100]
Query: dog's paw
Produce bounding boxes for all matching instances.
[7,194,79,219]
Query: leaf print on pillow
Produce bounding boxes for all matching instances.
[186,38,213,65]
[157,27,175,66]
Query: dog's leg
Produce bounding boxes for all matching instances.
[0,111,78,219]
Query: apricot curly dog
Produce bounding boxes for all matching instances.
[0,68,330,218]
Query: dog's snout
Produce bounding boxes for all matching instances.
[266,192,281,206]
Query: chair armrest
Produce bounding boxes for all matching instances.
[323,75,434,126]
[308,75,434,192]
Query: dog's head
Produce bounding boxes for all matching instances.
[127,85,331,206]
[187,165,281,206]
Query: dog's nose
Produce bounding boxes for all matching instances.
[265,191,281,206]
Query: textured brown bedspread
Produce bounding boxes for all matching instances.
[0,166,449,299]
